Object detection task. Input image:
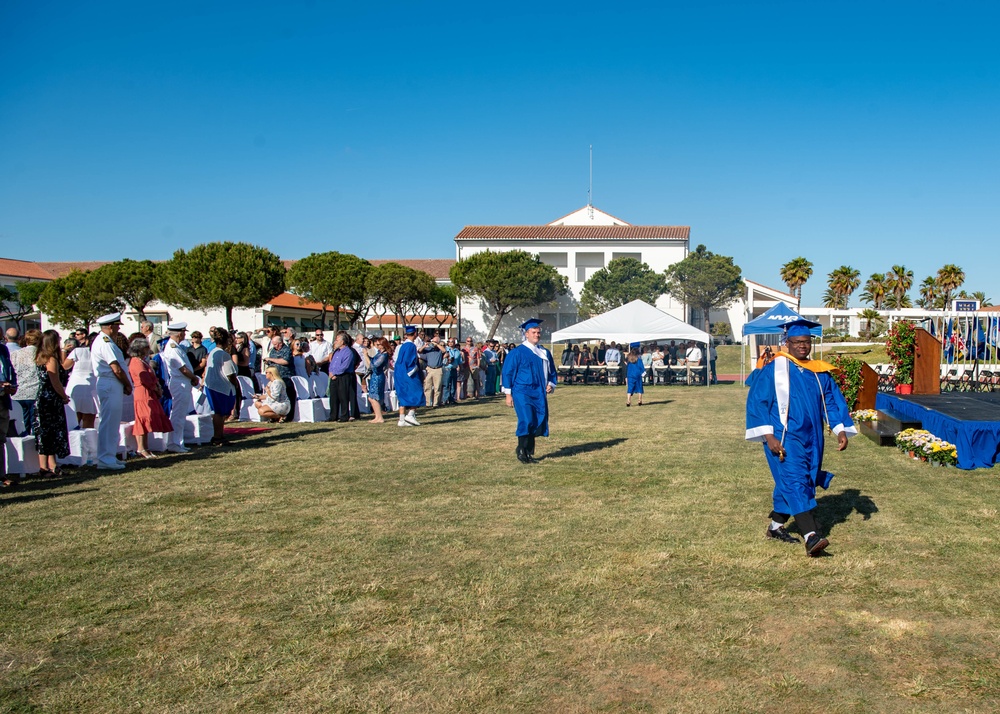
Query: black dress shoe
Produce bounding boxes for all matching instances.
[516,447,531,464]
[805,533,829,557]
[765,525,800,544]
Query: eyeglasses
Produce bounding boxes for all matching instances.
[786,339,812,346]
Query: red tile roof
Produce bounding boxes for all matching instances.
[35,261,117,278]
[367,259,454,280]
[268,292,327,310]
[0,258,57,280]
[454,225,690,241]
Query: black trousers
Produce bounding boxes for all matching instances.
[329,373,358,421]
[282,377,297,420]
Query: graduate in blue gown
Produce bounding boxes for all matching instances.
[625,344,645,407]
[394,326,426,427]
[501,318,557,463]
[745,319,857,556]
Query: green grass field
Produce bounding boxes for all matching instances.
[3,385,999,712]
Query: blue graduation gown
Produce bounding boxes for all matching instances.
[745,359,856,515]
[394,341,426,409]
[626,361,645,395]
[501,344,557,437]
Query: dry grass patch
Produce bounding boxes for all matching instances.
[2,385,1000,712]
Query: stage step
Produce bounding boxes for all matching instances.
[876,408,921,434]
[860,421,900,447]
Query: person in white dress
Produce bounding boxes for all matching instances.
[64,334,98,428]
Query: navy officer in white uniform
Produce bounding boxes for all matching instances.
[162,322,201,453]
[91,312,133,470]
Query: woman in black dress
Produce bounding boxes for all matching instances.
[33,329,70,476]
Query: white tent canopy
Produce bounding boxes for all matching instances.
[550,300,712,345]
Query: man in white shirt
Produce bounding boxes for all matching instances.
[90,313,133,470]
[685,342,705,384]
[5,328,20,354]
[162,322,200,453]
[310,330,333,374]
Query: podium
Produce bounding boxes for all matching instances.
[913,328,941,395]
[855,363,879,410]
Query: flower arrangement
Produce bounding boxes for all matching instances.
[851,409,878,423]
[895,428,958,466]
[886,321,917,386]
[831,355,865,409]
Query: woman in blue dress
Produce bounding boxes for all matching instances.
[625,348,645,407]
[367,337,391,424]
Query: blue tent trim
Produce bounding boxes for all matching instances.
[742,302,822,336]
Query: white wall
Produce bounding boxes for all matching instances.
[455,240,689,341]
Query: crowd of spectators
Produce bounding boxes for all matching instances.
[0,320,722,488]
[558,339,718,385]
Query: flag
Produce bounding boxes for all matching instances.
[988,317,1000,348]
[944,319,954,364]
[976,319,987,360]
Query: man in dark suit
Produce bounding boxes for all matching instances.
[0,341,19,489]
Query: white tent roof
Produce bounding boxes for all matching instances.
[550,300,712,344]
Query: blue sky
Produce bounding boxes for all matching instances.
[2,1,998,307]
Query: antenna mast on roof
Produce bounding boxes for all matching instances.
[588,145,594,219]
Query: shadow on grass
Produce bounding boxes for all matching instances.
[423,415,493,426]
[0,487,101,507]
[540,437,628,460]
[815,488,879,533]
[628,400,673,407]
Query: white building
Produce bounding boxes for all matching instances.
[453,206,691,342]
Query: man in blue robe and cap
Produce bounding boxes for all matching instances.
[395,325,426,426]
[745,319,857,556]
[501,318,557,463]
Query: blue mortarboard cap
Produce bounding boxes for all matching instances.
[629,342,640,349]
[783,318,821,337]
[404,325,417,335]
[519,318,543,331]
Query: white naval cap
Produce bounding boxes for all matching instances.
[166,321,188,332]
[96,312,122,326]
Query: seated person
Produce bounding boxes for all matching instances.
[253,366,292,422]
[560,343,576,382]
[578,345,593,382]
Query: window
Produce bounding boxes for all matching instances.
[575,252,605,282]
[538,252,568,268]
[612,252,642,263]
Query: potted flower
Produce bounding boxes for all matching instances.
[886,321,917,394]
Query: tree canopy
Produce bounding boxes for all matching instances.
[779,257,813,313]
[365,262,435,331]
[285,251,372,329]
[0,281,48,329]
[663,245,743,332]
[89,259,160,319]
[449,250,568,341]
[156,242,286,331]
[36,271,124,330]
[579,257,667,317]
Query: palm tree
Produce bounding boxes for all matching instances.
[779,257,813,313]
[917,276,939,309]
[936,264,965,308]
[886,264,913,308]
[884,292,913,309]
[971,291,993,308]
[827,265,861,308]
[822,286,842,309]
[859,273,887,309]
[859,308,883,340]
